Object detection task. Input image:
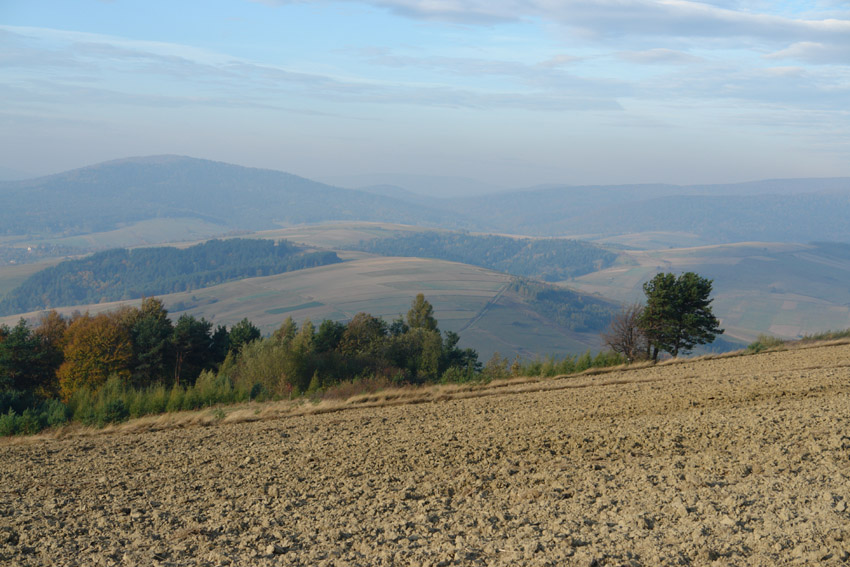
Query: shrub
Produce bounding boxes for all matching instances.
[125,388,145,418]
[181,386,202,411]
[575,350,593,372]
[747,334,785,353]
[307,372,322,393]
[44,399,69,428]
[166,385,185,413]
[195,370,237,406]
[101,398,128,424]
[480,353,510,382]
[69,386,97,425]
[799,329,850,342]
[592,350,624,368]
[0,409,18,436]
[440,365,477,384]
[17,409,44,435]
[249,383,268,401]
[554,355,577,375]
[145,384,169,415]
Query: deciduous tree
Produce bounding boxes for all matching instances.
[58,313,133,401]
[602,303,649,363]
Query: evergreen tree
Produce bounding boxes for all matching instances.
[171,314,214,386]
[314,320,345,353]
[273,317,297,345]
[639,272,723,360]
[228,318,260,354]
[130,298,174,387]
[0,320,50,393]
[407,293,437,332]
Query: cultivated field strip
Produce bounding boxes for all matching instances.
[2,344,850,566]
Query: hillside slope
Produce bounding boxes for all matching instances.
[445,179,850,242]
[0,256,618,360]
[0,155,464,238]
[568,241,850,342]
[2,155,847,246]
[3,343,849,565]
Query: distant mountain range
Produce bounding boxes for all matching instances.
[0,155,465,238]
[2,155,848,244]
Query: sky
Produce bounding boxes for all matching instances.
[1,0,849,190]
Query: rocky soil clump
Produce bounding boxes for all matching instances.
[2,344,850,566]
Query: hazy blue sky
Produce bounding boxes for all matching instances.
[2,0,849,188]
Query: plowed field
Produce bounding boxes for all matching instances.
[3,344,850,566]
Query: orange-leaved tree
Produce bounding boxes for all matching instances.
[58,312,133,401]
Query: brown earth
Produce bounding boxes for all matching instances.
[2,344,850,566]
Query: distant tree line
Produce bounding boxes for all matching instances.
[510,278,619,333]
[350,231,617,281]
[0,239,341,316]
[0,294,484,434]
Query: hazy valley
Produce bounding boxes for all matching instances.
[1,156,848,354]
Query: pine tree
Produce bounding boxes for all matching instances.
[639,272,723,360]
[406,293,437,332]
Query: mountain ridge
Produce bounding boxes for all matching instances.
[2,155,848,245]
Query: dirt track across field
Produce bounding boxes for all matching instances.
[3,344,850,566]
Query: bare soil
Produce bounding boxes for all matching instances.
[3,344,850,566]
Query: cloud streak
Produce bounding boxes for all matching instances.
[255,0,850,47]
[1,25,622,114]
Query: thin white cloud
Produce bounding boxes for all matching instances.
[766,41,850,64]
[2,24,618,113]
[357,48,626,95]
[252,0,850,45]
[618,48,702,64]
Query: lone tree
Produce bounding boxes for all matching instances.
[639,272,723,361]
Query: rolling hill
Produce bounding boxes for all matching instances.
[1,155,848,249]
[2,155,849,359]
[0,155,465,240]
[568,241,850,342]
[0,255,619,361]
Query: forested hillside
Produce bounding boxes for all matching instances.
[0,155,464,237]
[350,232,617,281]
[508,278,618,333]
[0,239,340,315]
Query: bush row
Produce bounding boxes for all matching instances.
[0,348,627,437]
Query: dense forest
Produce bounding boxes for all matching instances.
[0,239,341,316]
[350,232,617,281]
[510,278,619,332]
[0,295,523,434]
